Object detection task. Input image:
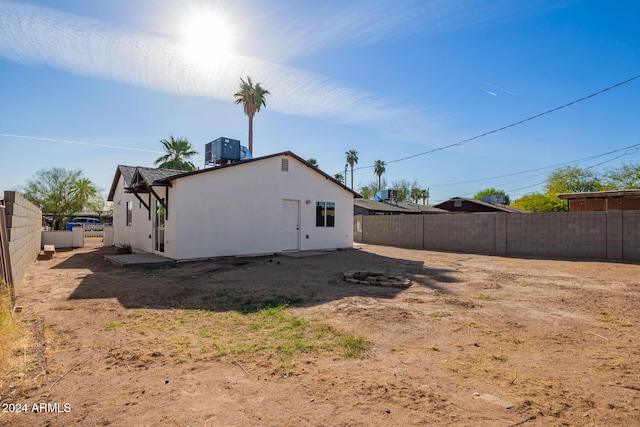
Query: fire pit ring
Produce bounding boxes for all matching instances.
[343,270,411,288]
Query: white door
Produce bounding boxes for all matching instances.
[282,200,300,251]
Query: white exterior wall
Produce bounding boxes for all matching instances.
[111,175,154,253]
[171,155,353,260]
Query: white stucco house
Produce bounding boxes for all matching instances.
[107,151,360,260]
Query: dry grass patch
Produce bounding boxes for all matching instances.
[0,283,32,394]
[115,301,368,374]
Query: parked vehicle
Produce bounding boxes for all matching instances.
[67,217,100,230]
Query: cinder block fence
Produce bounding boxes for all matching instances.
[354,211,640,262]
[0,191,42,299]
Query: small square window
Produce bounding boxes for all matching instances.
[454,200,462,208]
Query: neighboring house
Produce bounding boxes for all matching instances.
[558,189,640,211]
[434,197,527,213]
[354,199,446,215]
[107,151,359,260]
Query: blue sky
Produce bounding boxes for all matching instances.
[1,0,639,203]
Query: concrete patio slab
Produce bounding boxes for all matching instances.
[104,253,176,268]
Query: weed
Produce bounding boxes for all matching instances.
[468,322,480,328]
[105,322,124,331]
[117,243,133,254]
[519,282,534,287]
[476,294,491,300]
[337,335,368,359]
[491,354,508,362]
[428,311,451,318]
[390,347,397,352]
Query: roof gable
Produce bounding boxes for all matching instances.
[435,197,527,213]
[156,151,361,198]
[107,165,137,201]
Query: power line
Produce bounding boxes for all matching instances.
[428,143,640,188]
[344,73,640,174]
[505,148,639,195]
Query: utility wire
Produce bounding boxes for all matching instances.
[343,73,640,175]
[505,148,639,195]
[428,143,640,188]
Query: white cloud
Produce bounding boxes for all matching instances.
[0,1,444,141]
[258,0,572,61]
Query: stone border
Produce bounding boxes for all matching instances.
[343,270,411,288]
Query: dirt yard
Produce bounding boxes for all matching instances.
[1,244,639,426]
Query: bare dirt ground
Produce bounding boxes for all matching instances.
[1,243,639,426]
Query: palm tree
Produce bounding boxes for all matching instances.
[373,160,386,191]
[306,158,319,168]
[421,189,429,205]
[234,76,270,154]
[154,135,198,171]
[333,172,344,184]
[345,149,359,190]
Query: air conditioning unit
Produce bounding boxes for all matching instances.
[205,137,241,166]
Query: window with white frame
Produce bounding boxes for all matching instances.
[316,202,335,227]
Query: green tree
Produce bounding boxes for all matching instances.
[358,178,388,199]
[603,163,640,189]
[512,193,567,212]
[154,135,198,171]
[410,187,424,204]
[390,179,420,202]
[87,193,113,224]
[333,172,344,184]
[22,167,98,229]
[234,76,270,154]
[306,158,319,168]
[345,149,359,190]
[473,188,511,205]
[544,166,602,196]
[420,189,429,205]
[373,160,386,191]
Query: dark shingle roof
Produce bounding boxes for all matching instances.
[355,198,446,214]
[107,165,137,201]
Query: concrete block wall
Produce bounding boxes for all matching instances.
[423,214,496,254]
[361,215,423,249]
[506,212,606,259]
[3,191,42,288]
[356,210,640,262]
[622,211,640,261]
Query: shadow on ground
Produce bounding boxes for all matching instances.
[60,247,462,312]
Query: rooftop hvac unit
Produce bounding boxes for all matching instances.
[205,137,241,166]
[481,194,505,205]
[374,189,397,202]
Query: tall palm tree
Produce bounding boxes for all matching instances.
[234,76,270,154]
[345,149,359,190]
[373,160,386,191]
[421,189,429,205]
[154,135,198,171]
